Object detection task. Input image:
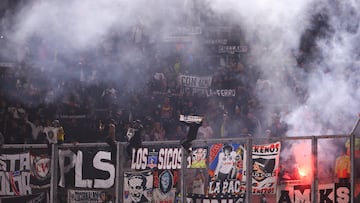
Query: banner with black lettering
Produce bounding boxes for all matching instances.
[208,143,246,197]
[58,148,115,189]
[67,189,114,203]
[123,170,153,203]
[0,192,47,203]
[277,182,351,203]
[242,141,281,194]
[0,152,32,196]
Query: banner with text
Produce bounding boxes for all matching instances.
[179,74,212,96]
[67,189,114,203]
[58,149,115,189]
[208,143,245,198]
[0,152,32,196]
[131,147,183,171]
[277,182,351,203]
[243,141,281,194]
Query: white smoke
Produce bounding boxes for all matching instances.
[207,0,359,183]
[209,0,360,135]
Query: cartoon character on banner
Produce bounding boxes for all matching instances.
[124,171,153,203]
[189,147,207,168]
[153,170,177,203]
[213,144,237,181]
[209,144,244,181]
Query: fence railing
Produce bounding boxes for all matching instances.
[0,133,358,203]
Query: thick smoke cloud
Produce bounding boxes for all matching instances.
[1,0,358,130]
[209,0,360,180]
[209,0,360,135]
[2,0,198,101]
[12,0,189,50]
[1,0,358,183]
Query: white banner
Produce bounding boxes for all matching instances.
[0,153,32,196]
[242,142,281,194]
[179,75,212,88]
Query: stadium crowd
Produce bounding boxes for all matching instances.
[0,27,300,146]
[0,5,316,145]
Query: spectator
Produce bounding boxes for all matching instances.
[267,113,288,137]
[168,124,187,140]
[197,118,214,139]
[26,116,45,143]
[159,97,174,132]
[151,121,166,141]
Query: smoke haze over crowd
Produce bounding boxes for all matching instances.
[1,0,359,135]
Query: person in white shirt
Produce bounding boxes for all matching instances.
[197,119,214,139]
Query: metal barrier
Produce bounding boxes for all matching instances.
[0,132,358,203]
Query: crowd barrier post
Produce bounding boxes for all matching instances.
[50,144,58,203]
[311,136,318,203]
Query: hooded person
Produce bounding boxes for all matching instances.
[126,119,144,159]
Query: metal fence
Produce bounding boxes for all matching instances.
[0,128,359,203]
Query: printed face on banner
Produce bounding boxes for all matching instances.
[189,147,207,168]
[252,158,275,182]
[152,170,178,203]
[208,144,244,182]
[159,170,173,194]
[243,141,281,195]
[128,176,146,202]
[207,143,245,196]
[124,171,153,203]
